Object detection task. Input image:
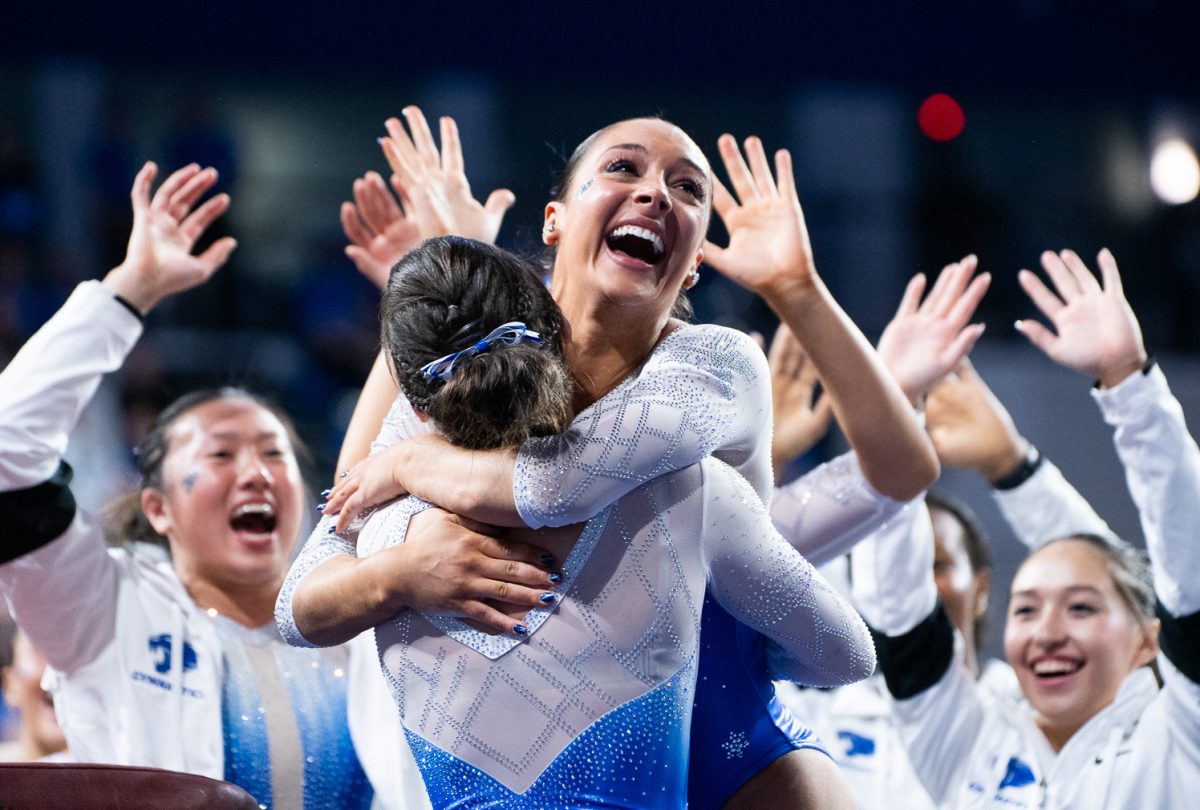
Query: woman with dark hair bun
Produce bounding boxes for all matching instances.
[282,233,876,807]
[0,163,373,808]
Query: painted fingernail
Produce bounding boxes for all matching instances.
[539,553,555,566]
[376,137,385,144]
[547,572,562,584]
[327,524,336,534]
[513,624,528,636]
[320,489,332,499]
[539,593,556,604]
[315,504,327,512]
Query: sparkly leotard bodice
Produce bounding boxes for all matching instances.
[362,454,871,807]
[277,323,898,806]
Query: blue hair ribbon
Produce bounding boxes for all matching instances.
[420,321,544,382]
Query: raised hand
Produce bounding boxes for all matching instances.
[341,171,422,289]
[876,255,991,403]
[926,360,1029,483]
[102,162,236,313]
[380,106,515,245]
[1016,248,1148,388]
[703,135,817,300]
[766,323,832,477]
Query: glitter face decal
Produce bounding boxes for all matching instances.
[576,178,594,199]
[182,471,199,492]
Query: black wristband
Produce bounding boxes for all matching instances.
[112,293,145,323]
[0,461,78,564]
[992,445,1044,491]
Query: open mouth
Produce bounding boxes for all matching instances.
[229,502,277,537]
[1031,658,1082,679]
[605,224,665,266]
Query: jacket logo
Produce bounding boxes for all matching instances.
[837,730,876,758]
[999,756,1036,790]
[148,634,198,675]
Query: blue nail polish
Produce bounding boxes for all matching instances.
[320,488,332,499]
[513,624,528,636]
[539,553,555,566]
[327,525,336,534]
[539,593,556,604]
[315,504,326,512]
[548,572,562,584]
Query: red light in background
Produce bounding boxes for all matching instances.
[918,93,965,141]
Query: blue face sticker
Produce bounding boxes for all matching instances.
[576,178,594,199]
[182,471,198,492]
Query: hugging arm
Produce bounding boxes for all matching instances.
[328,326,773,531]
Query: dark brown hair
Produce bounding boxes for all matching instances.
[383,236,572,450]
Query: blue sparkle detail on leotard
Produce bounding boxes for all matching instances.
[407,665,693,809]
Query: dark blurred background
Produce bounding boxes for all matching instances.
[1,0,1199,658]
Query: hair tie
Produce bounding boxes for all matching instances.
[420,322,544,382]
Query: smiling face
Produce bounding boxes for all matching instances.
[142,397,304,600]
[1004,538,1157,750]
[545,118,712,324]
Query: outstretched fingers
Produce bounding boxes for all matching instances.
[129,161,158,213]
[168,167,219,221]
[402,106,441,169]
[743,136,779,198]
[1018,267,1066,321]
[179,193,231,243]
[1039,250,1083,301]
[716,133,759,204]
[944,270,992,330]
[1059,249,1102,295]
[194,236,238,278]
[893,273,928,318]
[1096,247,1124,295]
[150,164,201,214]
[440,115,464,175]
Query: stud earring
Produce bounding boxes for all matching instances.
[546,223,556,233]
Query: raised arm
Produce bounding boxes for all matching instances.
[765,323,832,480]
[1018,249,1199,616]
[0,162,234,669]
[925,358,1114,547]
[703,135,941,500]
[770,256,990,564]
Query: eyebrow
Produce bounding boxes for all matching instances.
[1011,585,1104,599]
[600,144,709,179]
[207,431,283,442]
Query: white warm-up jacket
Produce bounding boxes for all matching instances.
[853,365,1200,809]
